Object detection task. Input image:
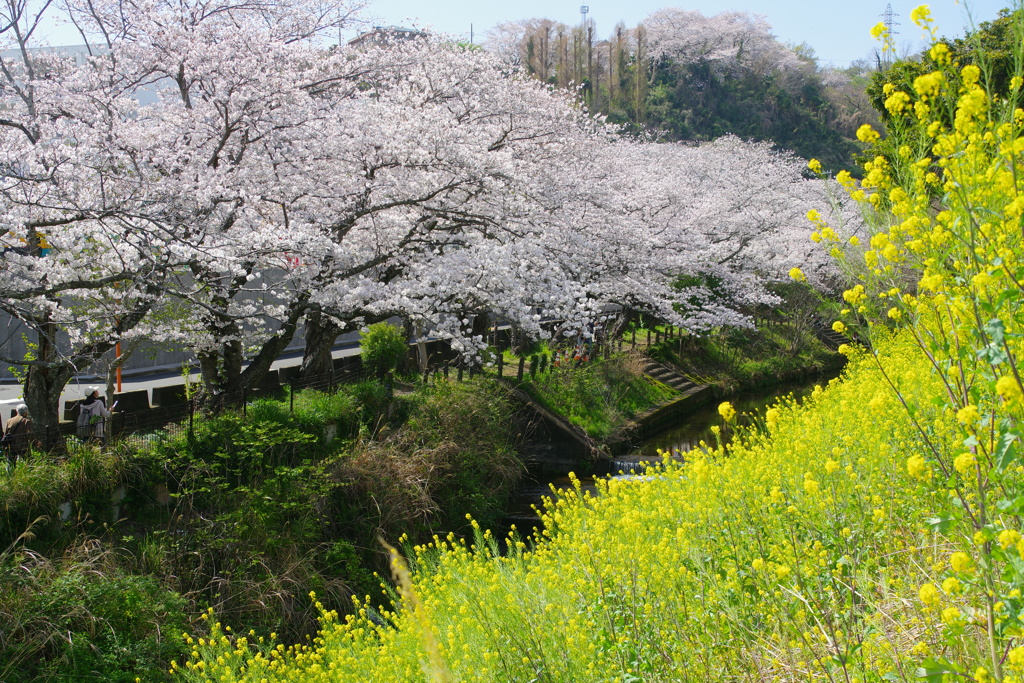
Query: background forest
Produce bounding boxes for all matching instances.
[487,9,878,172]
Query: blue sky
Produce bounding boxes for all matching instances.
[32,1,1011,68]
[363,0,1011,67]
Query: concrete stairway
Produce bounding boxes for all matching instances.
[641,359,701,396]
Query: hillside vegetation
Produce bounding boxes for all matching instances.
[488,9,876,172]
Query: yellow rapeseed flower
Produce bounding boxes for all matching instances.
[857,124,881,144]
[929,42,950,65]
[910,5,932,27]
[949,552,972,573]
[956,405,981,427]
[996,376,1023,404]
[906,454,929,480]
[961,64,981,86]
[999,529,1022,550]
[953,452,976,474]
[940,606,961,624]
[918,583,940,607]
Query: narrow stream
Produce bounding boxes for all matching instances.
[503,370,842,528]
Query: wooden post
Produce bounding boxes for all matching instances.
[632,330,636,348]
[647,330,651,347]
[458,366,464,382]
[497,352,504,377]
[517,356,525,382]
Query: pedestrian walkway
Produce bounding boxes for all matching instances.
[0,343,363,412]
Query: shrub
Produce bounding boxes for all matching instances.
[359,322,407,379]
[334,379,523,542]
[291,389,360,438]
[0,549,188,683]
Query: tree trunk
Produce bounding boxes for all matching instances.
[610,308,640,341]
[24,362,74,450]
[201,300,309,398]
[21,316,76,450]
[301,310,341,379]
[14,292,157,446]
[411,320,429,374]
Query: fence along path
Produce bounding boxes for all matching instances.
[17,354,370,454]
[11,318,681,455]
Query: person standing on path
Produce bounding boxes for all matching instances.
[77,387,113,442]
[4,404,32,461]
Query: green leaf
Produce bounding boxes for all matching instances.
[986,318,1006,346]
[926,515,956,534]
[915,657,962,681]
[995,432,1020,472]
[997,496,1024,514]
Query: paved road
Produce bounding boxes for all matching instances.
[0,343,363,413]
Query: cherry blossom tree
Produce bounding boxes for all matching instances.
[577,135,864,334]
[0,0,366,430]
[643,9,802,75]
[0,0,860,435]
[0,1,175,435]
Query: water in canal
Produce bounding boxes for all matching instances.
[503,370,843,528]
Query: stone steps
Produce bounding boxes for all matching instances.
[642,360,697,394]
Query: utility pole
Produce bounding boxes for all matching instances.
[579,6,590,105]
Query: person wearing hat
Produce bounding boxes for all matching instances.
[77,387,113,441]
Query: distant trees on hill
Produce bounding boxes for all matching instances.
[487,9,877,173]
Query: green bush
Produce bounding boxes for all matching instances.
[0,443,127,549]
[0,559,188,683]
[359,322,407,378]
[291,389,360,438]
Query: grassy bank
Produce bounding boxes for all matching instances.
[645,319,841,394]
[518,351,679,441]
